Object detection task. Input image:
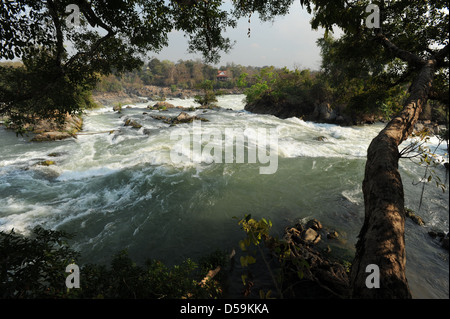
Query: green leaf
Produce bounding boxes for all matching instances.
[241,274,247,286]
[259,289,265,299]
[240,256,247,267]
[239,240,247,251]
[247,256,256,264]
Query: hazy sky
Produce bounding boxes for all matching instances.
[152,2,334,70]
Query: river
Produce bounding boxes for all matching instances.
[0,94,448,298]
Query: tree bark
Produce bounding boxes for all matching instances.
[350,59,436,298]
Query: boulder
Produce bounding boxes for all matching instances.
[314,136,327,142]
[305,218,323,231]
[283,224,351,298]
[151,112,209,125]
[175,112,191,122]
[48,152,65,157]
[327,231,339,240]
[29,114,82,142]
[124,119,142,129]
[335,116,345,124]
[301,228,321,245]
[37,160,55,166]
[405,208,425,226]
[149,101,176,110]
[312,102,336,123]
[32,131,74,142]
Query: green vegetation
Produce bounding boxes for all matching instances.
[1,0,448,300]
[194,80,218,108]
[236,215,310,299]
[0,0,241,128]
[0,227,228,299]
[243,67,321,116]
[241,34,448,124]
[0,216,322,299]
[94,58,261,93]
[3,1,446,127]
[0,227,78,298]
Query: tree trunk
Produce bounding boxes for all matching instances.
[350,59,436,298]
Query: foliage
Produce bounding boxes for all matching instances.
[0,227,78,298]
[399,129,448,210]
[243,66,325,116]
[311,1,449,119]
[2,1,448,127]
[94,58,261,93]
[95,74,123,93]
[194,80,218,107]
[316,35,410,120]
[235,215,309,299]
[0,0,241,126]
[0,53,98,130]
[79,251,225,299]
[0,227,228,299]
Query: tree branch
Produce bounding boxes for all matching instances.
[46,0,65,67]
[376,32,425,67]
[65,0,117,68]
[435,43,449,67]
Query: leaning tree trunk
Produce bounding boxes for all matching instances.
[350,59,436,299]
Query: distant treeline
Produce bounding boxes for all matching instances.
[95,58,267,93]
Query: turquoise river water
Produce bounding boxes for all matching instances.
[0,95,448,298]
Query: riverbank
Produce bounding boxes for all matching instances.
[244,97,448,138]
[93,89,448,139]
[92,86,244,107]
[1,113,83,142]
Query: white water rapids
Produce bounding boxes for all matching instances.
[0,94,448,298]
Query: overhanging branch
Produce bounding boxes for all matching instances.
[376,32,425,67]
[435,43,449,67]
[65,0,117,69]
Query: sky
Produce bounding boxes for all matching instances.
[152,2,337,71]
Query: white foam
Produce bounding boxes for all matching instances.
[56,167,118,181]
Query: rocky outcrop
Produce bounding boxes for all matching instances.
[93,91,144,106]
[281,218,351,298]
[30,114,83,142]
[245,98,355,125]
[93,86,243,106]
[151,112,209,125]
[124,119,142,129]
[405,208,425,226]
[244,96,307,120]
[148,101,177,110]
[413,120,448,136]
[428,230,449,251]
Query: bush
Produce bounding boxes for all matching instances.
[0,227,78,298]
[0,228,227,299]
